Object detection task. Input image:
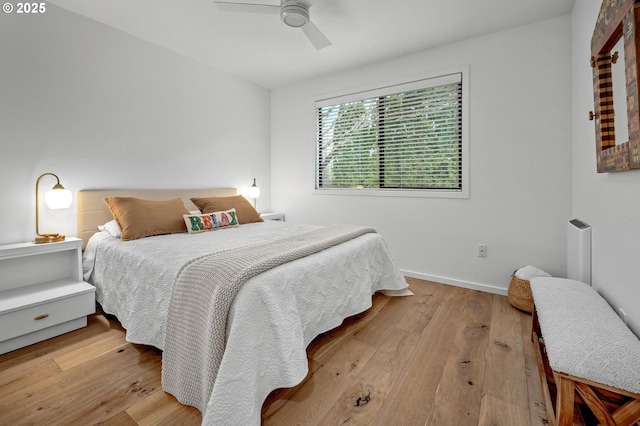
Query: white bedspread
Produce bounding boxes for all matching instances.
[83,220,411,425]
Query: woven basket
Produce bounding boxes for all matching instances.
[508,275,533,313]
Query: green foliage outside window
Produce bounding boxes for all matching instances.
[317,81,462,191]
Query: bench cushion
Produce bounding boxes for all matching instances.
[530,277,640,394]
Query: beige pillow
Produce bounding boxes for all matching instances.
[104,197,190,241]
[190,195,263,224]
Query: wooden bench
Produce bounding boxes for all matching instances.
[530,277,640,426]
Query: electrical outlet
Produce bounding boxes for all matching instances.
[477,244,487,258]
[619,307,628,325]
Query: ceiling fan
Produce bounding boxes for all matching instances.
[214,0,331,50]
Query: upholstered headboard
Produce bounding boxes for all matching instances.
[77,188,237,249]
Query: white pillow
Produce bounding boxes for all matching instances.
[98,219,122,238]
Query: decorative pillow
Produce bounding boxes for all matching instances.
[183,208,240,234]
[98,219,121,238]
[103,197,190,241]
[190,195,263,224]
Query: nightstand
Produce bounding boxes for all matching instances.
[260,212,285,221]
[0,237,95,355]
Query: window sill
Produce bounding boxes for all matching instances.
[313,188,468,199]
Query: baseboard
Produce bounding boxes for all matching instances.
[401,270,508,296]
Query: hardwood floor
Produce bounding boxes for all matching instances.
[0,278,547,425]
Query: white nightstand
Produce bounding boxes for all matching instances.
[0,237,95,355]
[260,212,285,221]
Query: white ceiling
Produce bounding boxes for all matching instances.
[48,0,576,89]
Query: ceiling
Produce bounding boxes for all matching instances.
[47,0,576,89]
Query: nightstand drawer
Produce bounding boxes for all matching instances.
[0,291,95,342]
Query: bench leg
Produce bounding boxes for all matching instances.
[612,397,640,425]
[575,382,616,425]
[575,381,640,425]
[555,374,575,426]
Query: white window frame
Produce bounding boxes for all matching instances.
[313,66,469,199]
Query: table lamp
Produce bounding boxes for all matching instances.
[247,178,260,211]
[35,172,72,243]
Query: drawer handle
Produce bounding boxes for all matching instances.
[34,314,49,321]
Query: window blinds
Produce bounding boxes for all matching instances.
[316,72,463,192]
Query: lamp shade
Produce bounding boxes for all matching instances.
[248,178,260,199]
[45,186,72,209]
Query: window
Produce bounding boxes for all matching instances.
[315,69,468,198]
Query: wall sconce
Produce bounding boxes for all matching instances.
[35,173,72,244]
[247,177,261,211]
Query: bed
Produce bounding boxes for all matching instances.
[78,188,411,425]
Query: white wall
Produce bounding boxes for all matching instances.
[0,5,271,245]
[572,0,640,335]
[271,16,571,294]
[271,16,573,295]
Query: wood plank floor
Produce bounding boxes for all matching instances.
[0,278,547,425]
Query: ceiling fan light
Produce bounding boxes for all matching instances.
[281,3,308,28]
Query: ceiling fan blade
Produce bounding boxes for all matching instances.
[214,1,280,14]
[301,20,331,50]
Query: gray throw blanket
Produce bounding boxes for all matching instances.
[161,224,375,412]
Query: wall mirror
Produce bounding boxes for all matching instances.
[591,0,640,172]
[612,36,629,143]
